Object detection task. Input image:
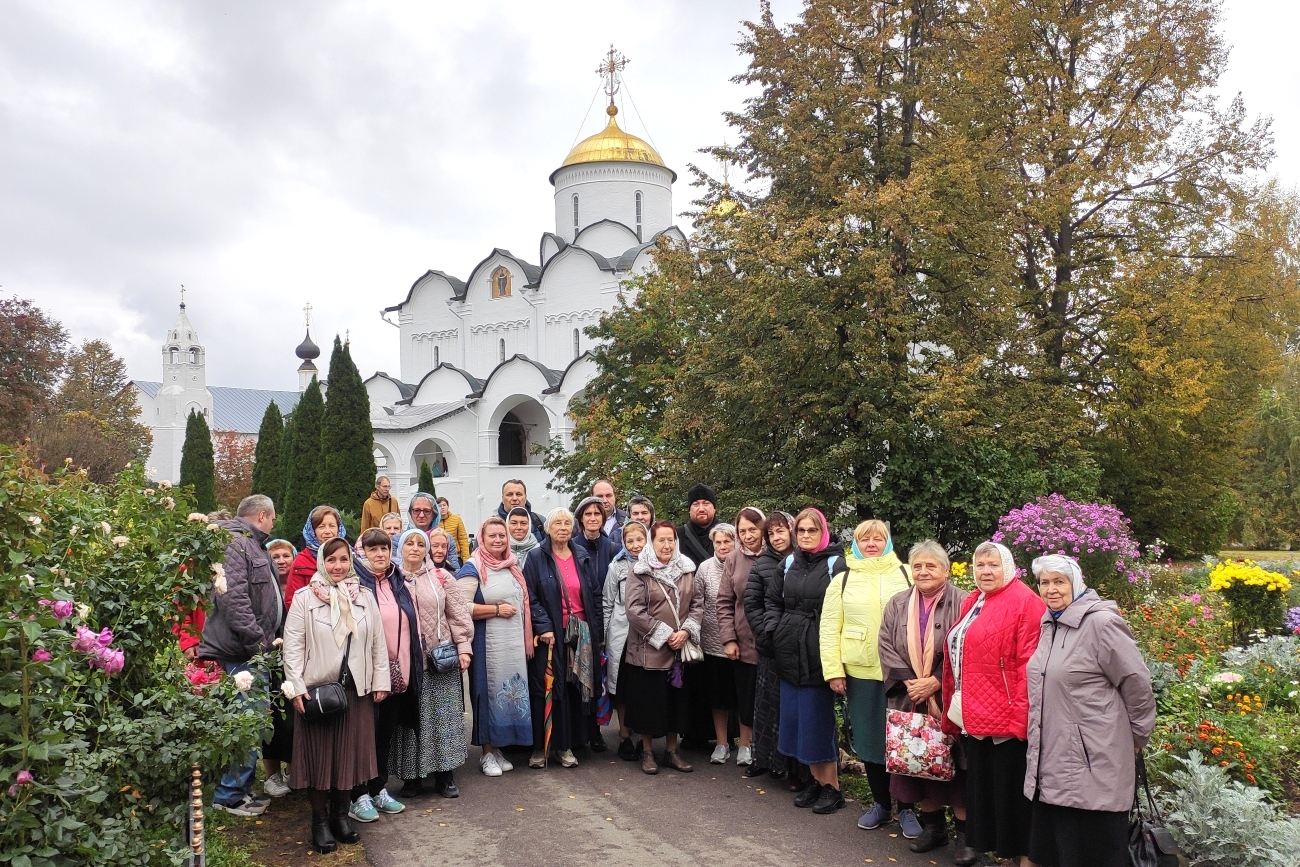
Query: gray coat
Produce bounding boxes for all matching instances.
[198,519,283,662]
[602,556,632,695]
[1024,590,1155,813]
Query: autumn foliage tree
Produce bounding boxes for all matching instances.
[0,297,68,443]
[213,429,257,509]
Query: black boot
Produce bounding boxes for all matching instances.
[439,770,459,799]
[952,820,979,867]
[311,809,337,854]
[329,791,360,844]
[743,764,769,778]
[909,811,949,853]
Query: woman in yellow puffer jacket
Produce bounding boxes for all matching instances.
[820,520,916,835]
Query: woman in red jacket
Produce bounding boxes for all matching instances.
[941,541,1045,867]
[284,506,344,609]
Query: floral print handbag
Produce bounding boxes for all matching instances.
[885,705,955,781]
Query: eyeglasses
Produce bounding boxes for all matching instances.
[411,508,432,515]
[795,527,818,535]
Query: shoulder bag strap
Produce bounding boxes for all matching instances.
[338,632,354,689]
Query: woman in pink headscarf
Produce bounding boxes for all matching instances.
[454,516,535,778]
[763,507,849,816]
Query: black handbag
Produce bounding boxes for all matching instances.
[301,634,353,722]
[1128,754,1182,867]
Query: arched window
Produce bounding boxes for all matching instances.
[572,194,579,233]
[189,348,198,363]
[499,338,506,362]
[573,328,580,359]
[498,411,527,466]
[635,191,642,241]
[490,266,512,298]
[169,348,178,364]
[433,346,440,366]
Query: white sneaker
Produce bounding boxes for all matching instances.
[263,772,291,798]
[492,749,514,772]
[558,749,578,768]
[710,744,730,764]
[735,746,752,766]
[480,752,502,777]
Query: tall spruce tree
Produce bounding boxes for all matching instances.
[418,459,436,497]
[282,378,324,540]
[250,401,284,508]
[179,409,217,512]
[318,337,375,515]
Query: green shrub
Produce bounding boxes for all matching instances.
[0,448,267,865]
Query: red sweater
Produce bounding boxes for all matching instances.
[285,549,318,610]
[941,578,1046,740]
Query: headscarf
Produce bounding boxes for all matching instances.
[506,507,541,565]
[734,507,766,557]
[947,541,1018,692]
[633,533,695,581]
[799,508,832,554]
[396,528,429,569]
[1032,554,1086,617]
[471,519,533,652]
[765,511,795,553]
[407,492,441,532]
[310,539,360,647]
[302,508,347,553]
[847,524,907,579]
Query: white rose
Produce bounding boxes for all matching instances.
[76,603,91,619]
[27,515,41,527]
[272,637,283,647]
[281,682,297,699]
[159,479,172,489]
[212,562,227,594]
[233,671,254,691]
[99,521,112,535]
[144,489,154,496]
[187,513,207,523]
[162,497,175,510]
[25,575,35,588]
[69,526,80,536]
[111,535,130,548]
[63,577,72,588]
[206,523,221,532]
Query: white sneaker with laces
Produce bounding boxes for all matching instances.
[263,772,291,798]
[710,744,730,764]
[558,749,578,768]
[735,746,753,766]
[492,749,514,772]
[480,752,503,777]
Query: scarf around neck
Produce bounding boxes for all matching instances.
[310,551,361,647]
[633,542,695,584]
[472,521,533,651]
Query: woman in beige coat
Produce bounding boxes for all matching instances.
[282,536,391,854]
[1024,555,1155,867]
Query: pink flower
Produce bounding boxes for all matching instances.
[16,771,32,785]
[32,649,51,662]
[71,626,99,654]
[50,600,74,621]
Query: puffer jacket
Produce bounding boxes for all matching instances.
[743,547,786,658]
[716,547,759,664]
[197,519,283,662]
[819,552,912,682]
[602,555,633,695]
[1025,590,1156,812]
[765,548,848,687]
[941,577,1045,740]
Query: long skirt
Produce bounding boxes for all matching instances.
[1027,797,1129,867]
[777,681,837,766]
[750,655,783,768]
[845,676,888,765]
[734,661,757,728]
[687,653,738,711]
[621,661,690,738]
[390,667,468,778]
[290,691,377,791]
[263,696,294,764]
[964,735,1033,858]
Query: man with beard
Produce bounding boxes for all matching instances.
[676,484,719,566]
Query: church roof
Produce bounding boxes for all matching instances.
[470,354,563,398]
[134,382,301,434]
[371,399,471,432]
[551,109,675,183]
[366,372,417,401]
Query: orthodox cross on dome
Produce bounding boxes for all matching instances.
[597,45,629,113]
[179,284,186,309]
[303,302,313,328]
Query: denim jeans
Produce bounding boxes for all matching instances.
[213,660,268,806]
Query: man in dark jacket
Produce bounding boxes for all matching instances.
[495,479,546,542]
[676,483,719,566]
[200,494,281,816]
[593,479,627,550]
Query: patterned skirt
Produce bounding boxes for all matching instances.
[750,655,783,769]
[391,667,468,778]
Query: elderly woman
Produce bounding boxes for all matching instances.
[456,517,533,777]
[426,528,456,574]
[1025,555,1155,867]
[282,537,390,854]
[391,529,473,799]
[742,510,795,781]
[260,539,297,798]
[690,522,740,764]
[506,507,540,567]
[603,520,648,761]
[523,507,605,766]
[717,507,765,769]
[822,520,915,833]
[286,506,345,608]
[380,512,403,547]
[767,508,848,815]
[623,520,704,775]
[941,542,1046,867]
[877,541,977,864]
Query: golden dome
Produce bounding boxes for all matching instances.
[552,105,675,182]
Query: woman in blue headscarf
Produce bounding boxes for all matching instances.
[409,492,459,569]
[286,506,347,609]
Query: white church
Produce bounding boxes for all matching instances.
[366,52,682,529]
[131,50,681,530]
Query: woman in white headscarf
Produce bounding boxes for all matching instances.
[940,541,1046,867]
[282,537,391,854]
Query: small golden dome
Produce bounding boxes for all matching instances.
[552,107,675,182]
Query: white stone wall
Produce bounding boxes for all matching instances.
[552,163,673,244]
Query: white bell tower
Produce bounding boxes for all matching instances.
[152,290,213,483]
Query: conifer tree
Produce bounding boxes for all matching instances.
[179,409,216,512]
[282,378,324,540]
[250,401,284,508]
[418,459,436,498]
[318,337,375,515]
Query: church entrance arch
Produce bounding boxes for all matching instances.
[410,439,452,480]
[373,444,394,475]
[491,397,550,467]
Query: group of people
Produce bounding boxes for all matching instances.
[192,477,1156,867]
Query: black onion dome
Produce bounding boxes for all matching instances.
[295,328,320,360]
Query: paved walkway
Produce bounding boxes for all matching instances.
[364,731,948,867]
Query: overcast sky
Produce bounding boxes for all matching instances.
[4,0,1296,392]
